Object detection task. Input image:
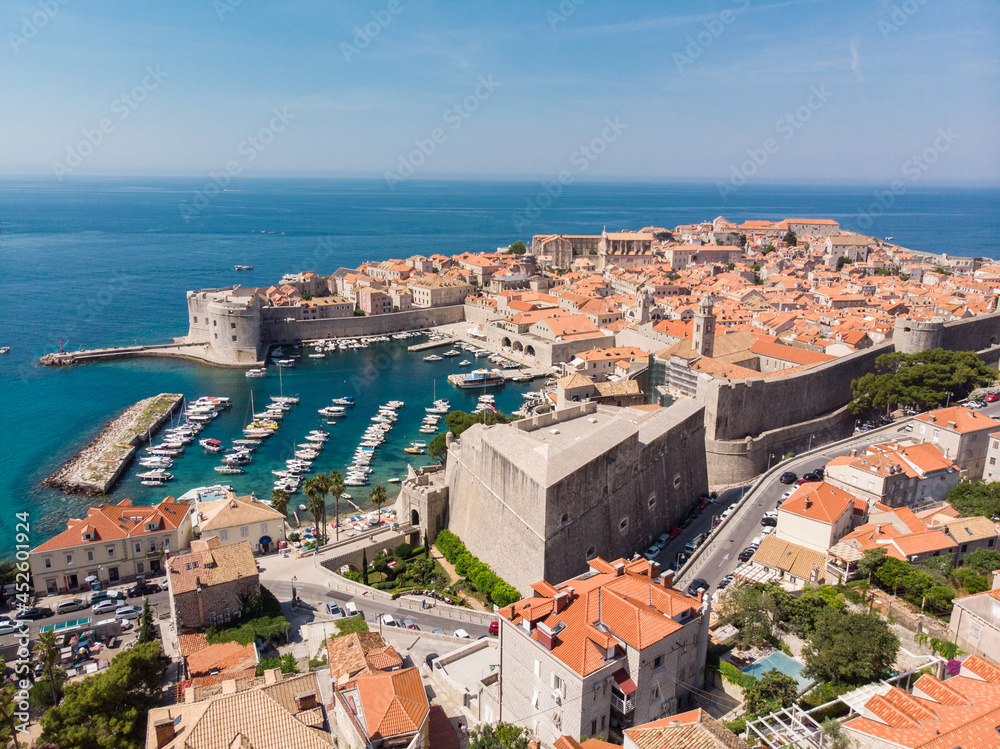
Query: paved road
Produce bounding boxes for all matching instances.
[267,578,491,638]
[6,587,171,635]
[677,401,1000,593]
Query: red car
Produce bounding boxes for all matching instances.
[489,621,499,636]
[667,527,682,540]
[986,394,1000,403]
[697,498,711,510]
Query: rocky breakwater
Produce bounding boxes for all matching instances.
[43,393,184,495]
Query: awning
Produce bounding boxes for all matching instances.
[259,536,272,545]
[612,668,637,694]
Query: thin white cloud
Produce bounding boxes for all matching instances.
[850,38,864,82]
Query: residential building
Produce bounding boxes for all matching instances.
[842,656,1000,749]
[926,515,999,563]
[327,632,403,686]
[744,536,827,590]
[564,346,647,382]
[950,588,1000,661]
[30,497,193,594]
[408,276,474,307]
[356,287,391,316]
[775,482,856,553]
[146,669,332,749]
[493,557,710,747]
[167,538,260,630]
[827,506,960,575]
[184,641,259,687]
[913,406,1000,480]
[982,430,1000,482]
[334,667,430,749]
[445,401,708,592]
[195,491,286,553]
[823,441,961,508]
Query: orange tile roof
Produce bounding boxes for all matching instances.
[32,497,190,552]
[350,667,429,740]
[915,406,1000,434]
[780,482,854,524]
[186,641,257,678]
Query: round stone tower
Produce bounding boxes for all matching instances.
[893,318,944,354]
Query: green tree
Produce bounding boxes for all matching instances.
[717,583,777,649]
[507,241,527,255]
[491,582,522,607]
[803,608,899,685]
[362,548,369,586]
[654,231,674,242]
[744,668,798,717]
[369,484,387,521]
[429,431,449,465]
[837,255,851,269]
[328,469,345,542]
[468,721,531,749]
[0,680,23,749]
[256,653,300,676]
[40,641,167,749]
[821,718,851,749]
[963,547,1000,574]
[137,597,156,644]
[270,488,290,517]
[303,476,327,546]
[948,481,1000,519]
[394,542,413,559]
[782,230,797,246]
[858,548,888,579]
[737,233,747,248]
[34,629,62,708]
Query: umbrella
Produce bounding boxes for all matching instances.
[85,575,98,583]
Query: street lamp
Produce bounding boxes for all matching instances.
[291,575,297,602]
[808,433,815,451]
[767,453,777,471]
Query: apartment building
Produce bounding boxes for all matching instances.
[913,406,1000,480]
[167,538,260,630]
[494,557,710,747]
[195,491,286,554]
[30,497,193,594]
[775,482,858,554]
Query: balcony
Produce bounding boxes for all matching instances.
[145,547,165,558]
[610,693,634,714]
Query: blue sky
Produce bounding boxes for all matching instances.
[1,0,997,183]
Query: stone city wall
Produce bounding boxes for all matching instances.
[260,304,466,345]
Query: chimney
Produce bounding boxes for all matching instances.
[263,668,281,685]
[648,560,660,577]
[659,571,675,589]
[295,690,318,711]
[221,679,238,695]
[850,449,858,458]
[876,524,882,534]
[612,562,625,577]
[535,622,556,650]
[553,591,569,613]
[153,717,176,748]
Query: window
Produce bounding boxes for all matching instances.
[86,550,95,562]
[135,542,142,554]
[601,717,606,730]
[136,562,144,574]
[241,526,249,537]
[230,322,236,329]
[867,481,875,492]
[673,474,682,488]
[192,316,198,323]
[962,544,968,553]
[619,518,628,532]
[970,621,982,638]
[231,335,237,342]
[551,673,565,695]
[560,513,569,525]
[149,540,156,552]
[65,553,73,566]
[220,530,229,541]
[990,539,995,548]
[648,495,656,510]
[531,690,539,708]
[261,523,268,533]
[591,720,597,736]
[44,557,52,570]
[213,320,217,327]
[653,655,664,671]
[164,537,171,549]
[107,546,116,559]
[533,659,540,676]
[651,686,660,702]
[851,476,858,486]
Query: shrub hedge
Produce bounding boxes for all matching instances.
[435,529,522,607]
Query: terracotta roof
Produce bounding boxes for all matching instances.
[915,407,1000,434]
[624,709,749,749]
[327,632,390,684]
[780,482,854,524]
[32,497,190,552]
[750,536,826,582]
[198,493,284,531]
[344,667,429,741]
[167,538,259,595]
[186,641,257,678]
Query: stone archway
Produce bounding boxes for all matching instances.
[501,337,512,349]
[512,340,524,353]
[525,345,536,358]
[411,508,420,526]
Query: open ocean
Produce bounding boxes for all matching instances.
[1,177,998,551]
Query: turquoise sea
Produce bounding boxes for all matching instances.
[0,177,998,550]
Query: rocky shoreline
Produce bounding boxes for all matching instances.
[43,393,183,496]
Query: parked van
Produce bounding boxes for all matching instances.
[344,601,359,618]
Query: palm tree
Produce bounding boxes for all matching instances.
[302,476,325,545]
[328,469,345,543]
[0,680,22,749]
[310,472,331,545]
[34,629,61,708]
[369,484,387,525]
[270,489,290,517]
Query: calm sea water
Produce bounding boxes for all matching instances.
[0,177,997,549]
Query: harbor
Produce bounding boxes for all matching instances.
[42,393,184,496]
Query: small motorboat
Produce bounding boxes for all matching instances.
[200,438,224,453]
[215,466,244,475]
[404,446,426,455]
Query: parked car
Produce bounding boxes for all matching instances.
[127,583,159,599]
[381,614,398,627]
[92,600,119,615]
[717,575,735,590]
[403,619,418,630]
[760,515,777,527]
[738,548,756,562]
[643,545,659,561]
[424,652,439,668]
[779,472,797,484]
[454,629,471,639]
[56,598,88,615]
[0,620,22,636]
[655,533,670,549]
[762,526,775,535]
[325,601,342,617]
[115,605,143,620]
[802,472,821,482]
[687,579,709,596]
[489,621,499,636]
[794,478,809,486]
[667,527,682,540]
[697,498,711,510]
[344,602,359,617]
[812,467,826,478]
[429,627,445,635]
[90,590,123,605]
[986,394,1000,403]
[15,607,52,621]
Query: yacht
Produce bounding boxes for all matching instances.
[423,354,443,362]
[448,368,506,389]
[275,359,295,367]
[137,470,173,481]
[458,359,471,367]
[425,399,450,414]
[442,349,460,357]
[199,438,224,453]
[419,425,437,434]
[318,406,346,417]
[0,347,9,354]
[331,396,355,406]
[214,466,245,475]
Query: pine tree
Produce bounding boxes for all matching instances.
[137,597,156,644]
[362,548,369,586]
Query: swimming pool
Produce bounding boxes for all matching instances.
[740,651,810,689]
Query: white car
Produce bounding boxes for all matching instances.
[454,629,471,639]
[381,614,398,627]
[643,546,659,561]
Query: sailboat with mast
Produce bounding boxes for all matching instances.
[234,248,253,271]
[243,392,274,438]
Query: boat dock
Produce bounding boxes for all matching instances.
[407,338,455,352]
